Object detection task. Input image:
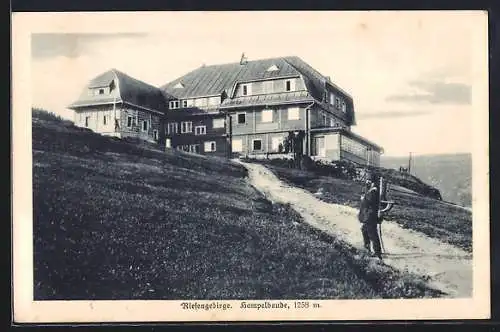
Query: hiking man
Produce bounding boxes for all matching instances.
[358,174,383,260]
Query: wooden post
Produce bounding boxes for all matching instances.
[113,96,117,132]
[408,152,412,174]
[226,114,233,159]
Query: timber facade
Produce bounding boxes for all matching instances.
[68,56,383,166]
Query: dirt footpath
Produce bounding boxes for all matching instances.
[237,161,472,298]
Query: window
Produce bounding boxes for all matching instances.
[285,79,295,92]
[329,92,335,105]
[181,121,193,133]
[261,109,273,123]
[167,122,178,134]
[183,99,194,108]
[252,139,262,151]
[153,130,158,140]
[103,115,107,125]
[242,84,251,96]
[204,141,216,152]
[142,120,149,132]
[341,136,367,159]
[99,88,105,95]
[342,102,347,113]
[189,144,200,153]
[169,100,180,109]
[330,118,336,127]
[213,118,225,128]
[322,114,327,126]
[85,116,90,127]
[165,138,171,148]
[237,113,246,124]
[271,136,284,152]
[287,107,300,120]
[195,125,206,135]
[262,81,273,94]
[335,97,341,109]
[232,139,243,152]
[127,116,133,128]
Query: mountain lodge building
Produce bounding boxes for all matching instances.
[67,56,383,166]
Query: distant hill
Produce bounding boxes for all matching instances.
[381,154,472,207]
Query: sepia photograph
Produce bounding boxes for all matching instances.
[12,10,490,322]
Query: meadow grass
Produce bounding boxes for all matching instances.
[32,112,443,300]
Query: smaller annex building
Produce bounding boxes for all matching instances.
[68,69,166,144]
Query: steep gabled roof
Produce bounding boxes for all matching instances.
[68,69,167,113]
[161,57,302,99]
[161,56,353,101]
[160,56,356,124]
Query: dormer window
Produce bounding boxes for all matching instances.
[285,79,295,92]
[169,100,180,109]
[88,87,108,96]
[266,64,279,72]
[242,84,251,96]
[174,82,184,89]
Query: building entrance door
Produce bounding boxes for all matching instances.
[316,136,326,157]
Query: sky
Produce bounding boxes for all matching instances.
[28,11,486,157]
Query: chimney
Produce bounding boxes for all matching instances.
[325,76,331,82]
[240,52,248,65]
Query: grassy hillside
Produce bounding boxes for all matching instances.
[250,163,472,253]
[381,154,472,207]
[32,110,442,300]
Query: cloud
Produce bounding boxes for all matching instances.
[357,110,431,119]
[386,80,471,105]
[31,33,147,59]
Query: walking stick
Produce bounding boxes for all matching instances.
[378,176,394,255]
[378,223,386,254]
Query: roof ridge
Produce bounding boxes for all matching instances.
[110,69,123,101]
[111,68,161,92]
[189,55,296,69]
